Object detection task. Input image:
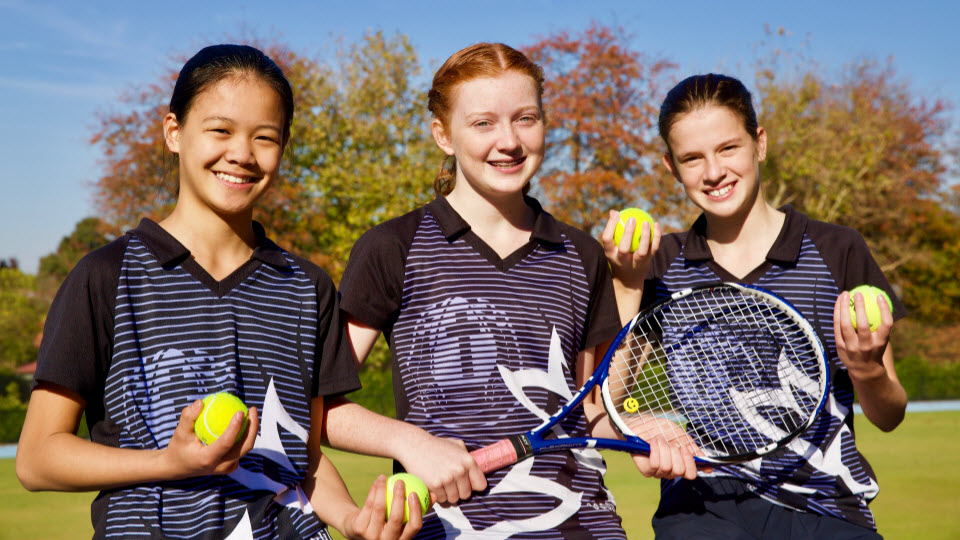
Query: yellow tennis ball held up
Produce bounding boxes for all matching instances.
[848,285,893,332]
[194,392,249,445]
[613,207,655,252]
[385,473,430,523]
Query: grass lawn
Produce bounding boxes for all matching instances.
[1,411,957,539]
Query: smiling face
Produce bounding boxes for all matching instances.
[662,105,767,221]
[431,70,544,201]
[163,76,286,220]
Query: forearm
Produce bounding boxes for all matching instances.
[851,373,907,432]
[322,396,432,463]
[612,279,643,326]
[849,346,907,432]
[17,387,182,491]
[17,431,176,492]
[303,449,362,536]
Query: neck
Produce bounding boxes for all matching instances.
[445,185,533,232]
[704,193,779,246]
[159,202,257,279]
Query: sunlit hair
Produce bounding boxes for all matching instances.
[427,43,545,195]
[170,44,295,142]
[658,74,759,157]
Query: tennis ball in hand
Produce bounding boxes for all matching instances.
[613,208,655,252]
[848,285,893,332]
[194,392,249,445]
[385,473,430,523]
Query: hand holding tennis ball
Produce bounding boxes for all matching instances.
[613,208,655,252]
[385,473,430,523]
[848,285,893,332]
[193,392,249,445]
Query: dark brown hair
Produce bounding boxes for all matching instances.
[658,74,758,155]
[170,44,294,142]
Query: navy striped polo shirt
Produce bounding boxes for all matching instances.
[34,219,360,539]
[339,196,626,539]
[642,206,906,530]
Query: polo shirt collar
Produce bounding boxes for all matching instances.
[681,204,806,266]
[131,218,290,269]
[427,194,566,246]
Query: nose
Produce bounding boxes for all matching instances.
[225,137,256,166]
[703,155,725,183]
[495,124,521,154]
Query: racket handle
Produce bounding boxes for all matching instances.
[470,435,531,474]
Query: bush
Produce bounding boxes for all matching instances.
[0,381,27,443]
[351,368,395,418]
[896,356,960,401]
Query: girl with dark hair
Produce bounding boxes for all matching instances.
[602,73,906,538]
[326,42,633,539]
[16,44,423,540]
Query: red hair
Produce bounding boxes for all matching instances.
[428,43,544,195]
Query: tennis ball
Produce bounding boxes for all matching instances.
[385,473,430,523]
[848,285,893,332]
[613,208,655,252]
[194,392,249,446]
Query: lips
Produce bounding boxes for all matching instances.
[488,156,526,171]
[215,171,256,185]
[707,184,733,198]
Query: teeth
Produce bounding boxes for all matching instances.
[709,185,733,197]
[490,160,522,168]
[216,172,250,184]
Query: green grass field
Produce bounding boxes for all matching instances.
[1,411,957,539]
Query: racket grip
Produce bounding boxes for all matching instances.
[470,436,529,474]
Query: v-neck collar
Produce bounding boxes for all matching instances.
[680,205,806,284]
[426,195,566,272]
[130,218,292,298]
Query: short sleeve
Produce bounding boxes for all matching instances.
[812,224,907,322]
[339,212,421,331]
[313,273,361,398]
[561,225,622,351]
[33,237,127,405]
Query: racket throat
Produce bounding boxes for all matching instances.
[511,434,534,461]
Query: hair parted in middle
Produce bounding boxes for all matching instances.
[427,42,545,196]
[657,73,759,158]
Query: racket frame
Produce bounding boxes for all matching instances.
[470,283,831,472]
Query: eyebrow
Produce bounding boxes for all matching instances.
[463,105,541,120]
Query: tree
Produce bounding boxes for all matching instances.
[275,31,436,278]
[756,52,960,323]
[523,23,680,233]
[90,34,434,281]
[0,268,45,371]
[37,216,111,295]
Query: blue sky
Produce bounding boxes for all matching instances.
[1,0,958,273]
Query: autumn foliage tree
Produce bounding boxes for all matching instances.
[523,24,680,233]
[756,55,959,324]
[90,33,435,280]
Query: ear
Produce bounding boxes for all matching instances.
[163,113,182,154]
[662,153,680,181]
[431,118,455,156]
[755,126,768,162]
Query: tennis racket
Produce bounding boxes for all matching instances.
[470,283,830,472]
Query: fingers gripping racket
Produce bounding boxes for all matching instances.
[470,283,830,472]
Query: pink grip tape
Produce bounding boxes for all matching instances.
[470,439,519,473]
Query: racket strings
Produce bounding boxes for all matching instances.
[605,287,825,460]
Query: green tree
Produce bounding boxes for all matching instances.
[36,216,111,296]
[0,268,45,371]
[756,55,959,323]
